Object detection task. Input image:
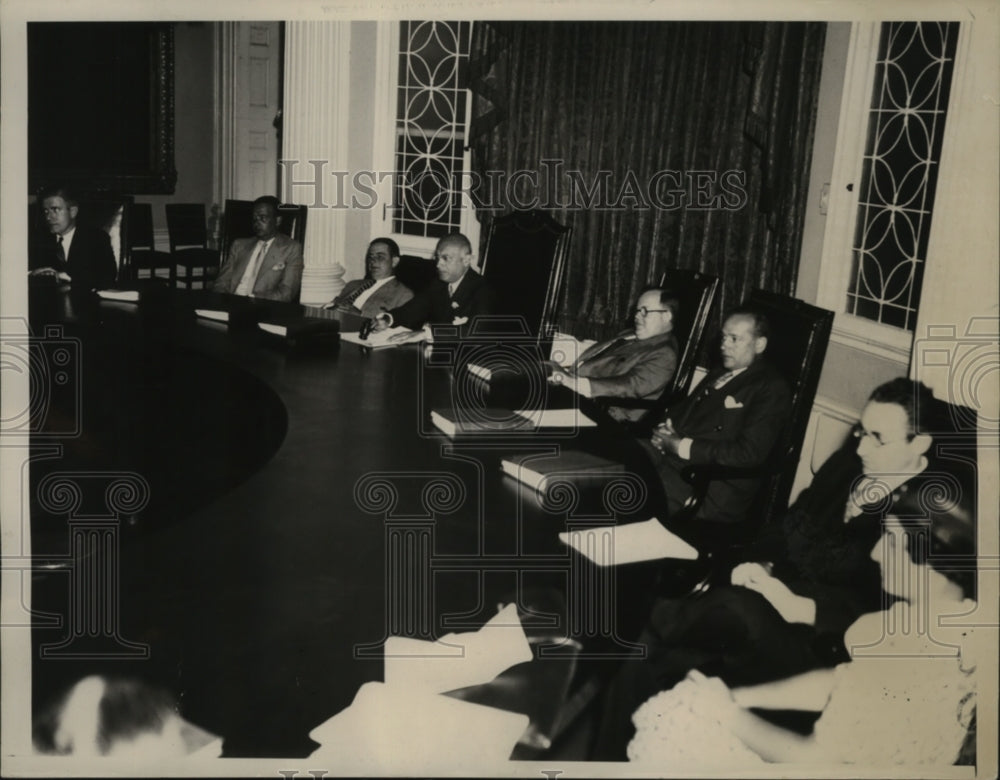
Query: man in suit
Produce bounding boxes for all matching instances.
[370,232,492,333]
[646,308,791,525]
[549,288,679,423]
[212,196,303,302]
[29,186,117,290]
[592,378,951,759]
[324,237,413,318]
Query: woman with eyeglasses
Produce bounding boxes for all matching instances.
[626,509,977,767]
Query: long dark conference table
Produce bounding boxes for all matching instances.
[28,284,678,759]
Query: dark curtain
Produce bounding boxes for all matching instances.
[468,22,826,342]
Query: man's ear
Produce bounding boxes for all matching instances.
[391,256,400,268]
[753,335,768,355]
[68,205,79,221]
[910,432,933,458]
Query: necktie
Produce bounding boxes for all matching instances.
[576,336,629,368]
[236,241,267,296]
[448,282,457,298]
[55,234,66,266]
[340,278,376,307]
[712,370,735,390]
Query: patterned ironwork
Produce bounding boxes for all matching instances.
[847,22,958,331]
[393,21,471,239]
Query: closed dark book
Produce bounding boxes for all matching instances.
[257,314,341,346]
[430,407,535,438]
[501,450,624,493]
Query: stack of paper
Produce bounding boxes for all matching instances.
[309,603,532,769]
[96,289,140,302]
[194,309,229,323]
[559,517,699,565]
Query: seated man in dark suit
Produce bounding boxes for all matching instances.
[592,378,948,760]
[28,186,117,290]
[324,237,413,318]
[212,195,303,302]
[645,307,791,525]
[370,232,491,334]
[548,288,679,423]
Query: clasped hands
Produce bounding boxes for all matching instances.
[29,267,72,283]
[731,562,816,625]
[649,418,683,456]
[673,669,741,722]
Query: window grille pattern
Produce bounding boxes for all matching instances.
[393,21,471,239]
[847,22,958,330]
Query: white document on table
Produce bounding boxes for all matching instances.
[308,681,529,769]
[383,603,533,693]
[341,326,423,348]
[194,309,229,323]
[559,517,699,565]
[96,289,140,302]
[514,407,597,428]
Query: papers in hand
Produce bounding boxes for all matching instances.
[341,326,422,348]
[383,603,533,693]
[549,331,598,367]
[194,308,229,323]
[96,289,140,302]
[559,517,699,565]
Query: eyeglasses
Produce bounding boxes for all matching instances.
[636,307,670,318]
[851,422,913,448]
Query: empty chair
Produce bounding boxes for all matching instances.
[165,203,219,289]
[127,203,172,282]
[480,210,572,342]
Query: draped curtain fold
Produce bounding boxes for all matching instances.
[468,21,826,342]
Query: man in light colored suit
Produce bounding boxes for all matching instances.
[549,288,679,423]
[212,196,303,302]
[325,237,413,318]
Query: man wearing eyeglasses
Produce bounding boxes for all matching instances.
[593,378,951,760]
[548,288,679,423]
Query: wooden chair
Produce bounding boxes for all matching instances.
[591,269,720,434]
[672,290,834,549]
[276,202,307,246]
[165,203,219,289]
[127,203,172,281]
[395,254,438,293]
[480,210,572,342]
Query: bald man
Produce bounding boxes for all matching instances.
[370,232,492,332]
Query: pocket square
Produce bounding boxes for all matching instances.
[450,300,460,309]
[270,262,286,271]
[724,395,744,409]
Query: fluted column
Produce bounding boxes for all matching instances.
[282,22,349,304]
